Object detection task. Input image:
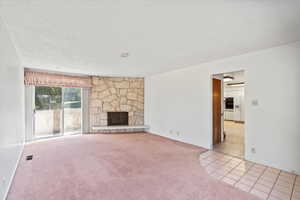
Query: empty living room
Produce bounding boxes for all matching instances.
[1,1,300,200]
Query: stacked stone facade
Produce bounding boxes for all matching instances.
[89,77,144,131]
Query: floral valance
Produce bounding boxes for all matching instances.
[24,71,92,88]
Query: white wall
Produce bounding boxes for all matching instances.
[0,20,24,200]
[145,42,300,174]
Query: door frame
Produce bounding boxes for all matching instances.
[210,70,246,157]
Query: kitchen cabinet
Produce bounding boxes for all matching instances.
[224,86,245,122]
[224,110,234,121]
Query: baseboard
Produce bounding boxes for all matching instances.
[4,144,24,200]
[147,131,210,150]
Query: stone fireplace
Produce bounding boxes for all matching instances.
[89,77,144,133]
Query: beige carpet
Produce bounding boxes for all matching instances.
[7,133,259,200]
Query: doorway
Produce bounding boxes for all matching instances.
[34,86,82,139]
[212,71,245,158]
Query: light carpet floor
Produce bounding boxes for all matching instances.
[8,133,259,200]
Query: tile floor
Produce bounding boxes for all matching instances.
[214,121,245,158]
[200,151,300,200]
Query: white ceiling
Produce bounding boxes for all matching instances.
[1,0,300,77]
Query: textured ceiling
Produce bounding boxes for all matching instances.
[1,0,300,76]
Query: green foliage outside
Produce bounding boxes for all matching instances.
[35,86,81,110]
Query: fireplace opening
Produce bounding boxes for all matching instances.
[107,112,128,126]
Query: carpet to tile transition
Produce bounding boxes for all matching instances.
[7,133,259,200]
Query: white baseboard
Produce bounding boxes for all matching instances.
[3,144,24,200]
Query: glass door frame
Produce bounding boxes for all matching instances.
[32,86,83,140]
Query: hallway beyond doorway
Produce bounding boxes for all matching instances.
[214,121,244,158]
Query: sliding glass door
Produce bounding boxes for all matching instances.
[34,86,62,138]
[34,86,82,139]
[63,88,82,134]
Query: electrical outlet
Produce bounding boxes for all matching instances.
[176,131,180,136]
[251,148,256,154]
[252,99,259,106]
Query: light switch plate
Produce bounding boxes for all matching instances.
[252,99,259,106]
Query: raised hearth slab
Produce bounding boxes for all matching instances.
[91,125,149,133]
